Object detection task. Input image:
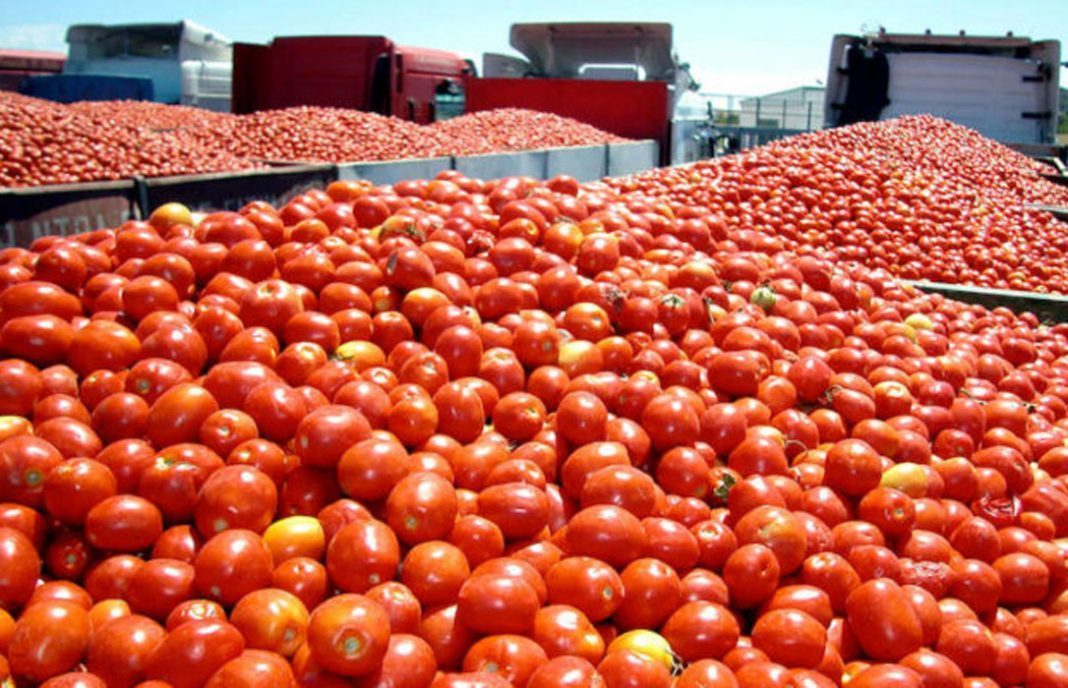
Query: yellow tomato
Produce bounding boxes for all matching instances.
[263,516,326,563]
[148,202,193,230]
[879,462,929,498]
[904,312,934,331]
[0,416,32,442]
[88,599,131,633]
[334,340,385,372]
[607,630,676,671]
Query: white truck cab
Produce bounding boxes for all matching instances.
[64,20,232,111]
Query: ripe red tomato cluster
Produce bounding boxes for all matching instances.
[1,118,1068,688]
[219,108,627,164]
[212,106,458,163]
[609,115,1068,294]
[429,109,628,156]
[0,95,261,188]
[0,95,628,187]
[69,101,236,133]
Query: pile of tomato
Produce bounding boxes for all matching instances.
[430,109,629,156]
[608,115,1068,294]
[0,95,262,188]
[68,102,236,133]
[211,107,458,163]
[2,115,1068,688]
[221,108,628,163]
[0,96,630,188]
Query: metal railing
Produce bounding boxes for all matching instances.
[701,92,824,133]
[689,92,825,154]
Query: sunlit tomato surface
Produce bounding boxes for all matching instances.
[3,105,1068,688]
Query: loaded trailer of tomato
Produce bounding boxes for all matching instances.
[0,90,641,242]
[822,29,1063,159]
[5,108,1068,686]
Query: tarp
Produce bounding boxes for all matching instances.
[21,74,154,102]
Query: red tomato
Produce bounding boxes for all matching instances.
[846,578,924,661]
[144,619,246,688]
[751,608,827,669]
[193,464,278,536]
[203,649,297,687]
[8,600,90,682]
[353,633,437,687]
[86,614,166,687]
[0,526,41,610]
[400,540,470,608]
[527,656,604,688]
[596,650,672,688]
[613,557,681,630]
[306,593,390,677]
[676,659,739,688]
[326,519,400,593]
[146,383,220,448]
[229,588,309,657]
[84,495,163,552]
[193,529,274,605]
[462,634,548,687]
[386,471,458,545]
[457,570,540,636]
[723,543,781,608]
[0,435,64,507]
[67,320,141,376]
[564,505,647,569]
[661,600,741,663]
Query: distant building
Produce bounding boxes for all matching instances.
[739,85,825,131]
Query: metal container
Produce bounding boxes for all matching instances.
[545,145,607,182]
[453,150,548,180]
[337,157,452,185]
[136,164,336,215]
[0,180,138,247]
[606,140,659,177]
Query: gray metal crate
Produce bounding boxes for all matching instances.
[337,157,452,185]
[606,140,659,176]
[452,150,548,180]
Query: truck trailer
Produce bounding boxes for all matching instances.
[824,30,1061,148]
[469,22,709,166]
[231,36,471,124]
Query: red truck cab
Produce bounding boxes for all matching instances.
[231,36,469,123]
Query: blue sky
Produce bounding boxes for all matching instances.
[1,0,1065,95]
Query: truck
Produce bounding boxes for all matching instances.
[21,20,233,111]
[469,22,712,166]
[823,30,1062,149]
[0,49,65,93]
[231,36,471,124]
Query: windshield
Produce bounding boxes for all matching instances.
[82,25,182,59]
